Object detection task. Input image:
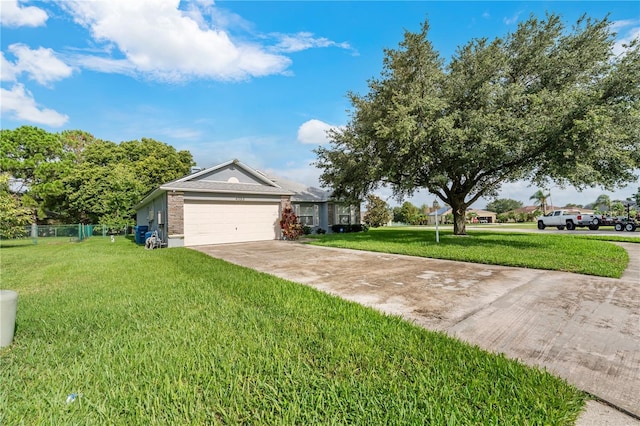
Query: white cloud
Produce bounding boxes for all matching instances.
[160,127,202,140]
[0,0,48,27]
[611,20,640,56]
[503,12,522,26]
[1,84,69,126]
[1,52,19,82]
[180,0,215,31]
[297,119,340,145]
[4,44,73,86]
[271,32,355,54]
[610,19,640,32]
[208,4,254,33]
[68,55,134,76]
[58,0,292,82]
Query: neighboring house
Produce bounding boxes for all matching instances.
[467,208,497,224]
[426,207,451,225]
[134,159,360,247]
[508,205,559,216]
[426,207,497,224]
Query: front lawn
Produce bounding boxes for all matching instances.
[309,228,629,278]
[1,238,586,424]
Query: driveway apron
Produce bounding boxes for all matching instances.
[193,240,640,424]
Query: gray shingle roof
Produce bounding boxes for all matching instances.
[267,175,329,202]
[161,180,293,195]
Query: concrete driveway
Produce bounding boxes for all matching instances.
[193,241,640,425]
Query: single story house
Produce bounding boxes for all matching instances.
[425,207,451,225]
[426,207,497,225]
[134,159,360,247]
[266,175,359,231]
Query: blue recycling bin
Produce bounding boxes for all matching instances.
[134,225,148,244]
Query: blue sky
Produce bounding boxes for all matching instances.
[2,0,639,208]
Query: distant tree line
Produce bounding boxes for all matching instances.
[364,190,640,229]
[0,126,194,236]
[485,191,639,223]
[392,201,436,225]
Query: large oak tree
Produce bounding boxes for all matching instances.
[315,14,640,234]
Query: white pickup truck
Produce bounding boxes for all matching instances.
[536,210,598,231]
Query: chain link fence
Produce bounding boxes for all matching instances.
[0,224,132,245]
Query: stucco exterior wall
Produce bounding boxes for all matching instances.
[136,192,168,241]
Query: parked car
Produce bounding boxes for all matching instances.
[536,210,598,230]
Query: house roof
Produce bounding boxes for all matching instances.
[160,180,292,194]
[267,174,329,202]
[135,159,294,209]
[468,208,496,216]
[427,207,452,216]
[174,159,279,187]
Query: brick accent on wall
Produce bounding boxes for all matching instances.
[167,192,184,235]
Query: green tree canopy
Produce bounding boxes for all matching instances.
[0,126,72,221]
[60,137,193,224]
[315,14,640,234]
[120,138,194,190]
[0,173,31,238]
[611,201,625,216]
[589,194,612,213]
[363,194,391,227]
[393,201,420,224]
[485,198,523,214]
[0,126,194,226]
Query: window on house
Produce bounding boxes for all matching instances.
[336,205,351,224]
[297,204,315,226]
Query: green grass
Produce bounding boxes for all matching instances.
[572,234,640,243]
[1,237,586,424]
[309,228,629,278]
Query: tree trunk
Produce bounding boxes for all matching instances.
[450,200,467,235]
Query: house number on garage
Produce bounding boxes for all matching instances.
[236,196,245,201]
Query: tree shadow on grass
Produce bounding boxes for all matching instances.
[314,228,548,251]
[0,240,35,249]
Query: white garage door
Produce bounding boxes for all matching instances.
[184,200,280,246]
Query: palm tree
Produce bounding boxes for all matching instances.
[530,190,551,215]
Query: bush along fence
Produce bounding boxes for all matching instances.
[1,224,133,244]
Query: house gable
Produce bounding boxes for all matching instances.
[177,159,279,188]
[134,159,293,212]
